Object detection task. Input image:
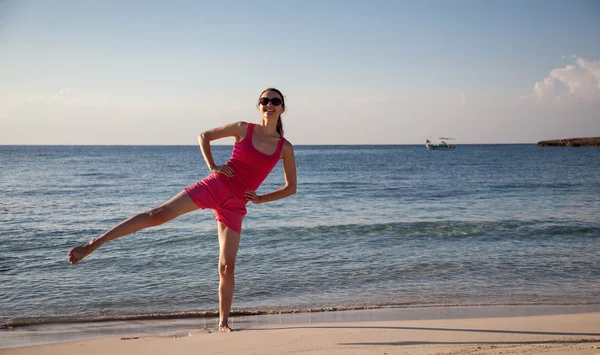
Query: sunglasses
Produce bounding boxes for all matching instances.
[259,97,282,106]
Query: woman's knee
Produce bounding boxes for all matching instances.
[219,262,235,278]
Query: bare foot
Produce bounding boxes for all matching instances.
[68,238,99,265]
[218,322,233,332]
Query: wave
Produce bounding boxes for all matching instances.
[76,172,129,178]
[251,220,600,240]
[489,182,576,190]
[4,301,600,329]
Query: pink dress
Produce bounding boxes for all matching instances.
[184,123,285,233]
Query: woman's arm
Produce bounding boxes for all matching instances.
[198,121,247,176]
[245,141,297,204]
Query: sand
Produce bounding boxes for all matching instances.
[2,307,600,355]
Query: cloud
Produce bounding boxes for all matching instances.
[459,93,467,106]
[526,57,600,103]
[2,88,76,107]
[48,88,74,103]
[0,88,115,121]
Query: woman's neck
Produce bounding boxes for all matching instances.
[259,120,279,137]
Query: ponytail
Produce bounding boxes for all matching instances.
[276,116,284,137]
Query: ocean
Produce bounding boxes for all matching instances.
[1,144,599,327]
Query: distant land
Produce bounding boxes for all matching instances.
[538,137,600,147]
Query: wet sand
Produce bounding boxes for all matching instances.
[2,305,600,354]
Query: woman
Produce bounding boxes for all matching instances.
[67,88,297,332]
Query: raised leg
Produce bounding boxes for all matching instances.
[68,190,199,265]
[217,222,241,332]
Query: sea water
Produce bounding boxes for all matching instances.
[1,144,599,326]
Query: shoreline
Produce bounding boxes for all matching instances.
[5,301,600,329]
[538,137,600,147]
[2,304,600,351]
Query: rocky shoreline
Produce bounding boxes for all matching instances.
[538,137,600,147]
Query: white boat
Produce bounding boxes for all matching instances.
[426,138,456,150]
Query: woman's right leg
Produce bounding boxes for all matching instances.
[217,222,241,332]
[68,190,199,265]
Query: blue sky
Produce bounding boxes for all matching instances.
[1,0,599,144]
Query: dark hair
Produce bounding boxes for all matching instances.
[258,88,285,137]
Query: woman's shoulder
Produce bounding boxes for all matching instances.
[218,121,249,132]
[232,121,250,129]
[233,121,251,134]
[281,139,294,155]
[219,121,250,142]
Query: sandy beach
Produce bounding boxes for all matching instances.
[2,306,600,355]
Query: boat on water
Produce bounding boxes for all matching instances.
[426,138,456,150]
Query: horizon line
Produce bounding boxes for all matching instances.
[0,143,542,146]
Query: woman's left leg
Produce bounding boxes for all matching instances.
[217,222,241,332]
